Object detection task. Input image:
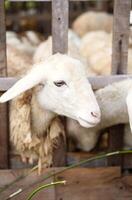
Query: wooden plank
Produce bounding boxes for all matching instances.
[51,0,69,166]
[9,0,95,2]
[123,154,132,169]
[52,0,69,54]
[1,167,132,200]
[108,0,131,168]
[0,167,121,200]
[88,75,132,90]
[1,75,132,92]
[0,77,17,91]
[108,125,124,166]
[0,0,9,169]
[55,167,131,200]
[0,169,56,200]
[111,0,131,74]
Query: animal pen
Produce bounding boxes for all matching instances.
[0,0,132,199]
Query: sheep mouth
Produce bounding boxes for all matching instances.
[78,117,98,128]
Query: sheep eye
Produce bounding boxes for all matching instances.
[54,80,67,87]
[39,83,44,87]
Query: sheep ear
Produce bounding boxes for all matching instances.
[126,91,132,132]
[0,65,44,103]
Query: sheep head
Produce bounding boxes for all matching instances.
[0,53,100,128]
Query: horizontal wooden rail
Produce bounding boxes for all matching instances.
[88,75,132,90]
[9,0,108,2]
[0,75,132,92]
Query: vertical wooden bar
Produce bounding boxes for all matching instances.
[108,0,131,167]
[0,0,9,168]
[52,0,68,54]
[111,0,131,75]
[52,0,69,166]
[96,1,107,11]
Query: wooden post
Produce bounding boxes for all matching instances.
[111,0,131,75]
[108,0,131,167]
[52,0,68,54]
[0,0,9,168]
[52,0,69,166]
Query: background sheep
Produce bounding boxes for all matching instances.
[33,31,95,76]
[6,31,43,57]
[67,80,132,151]
[79,31,132,75]
[72,11,113,37]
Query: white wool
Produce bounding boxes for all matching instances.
[3,49,100,171]
[79,31,132,75]
[67,80,132,151]
[80,31,112,58]
[6,31,43,56]
[33,30,81,62]
[25,31,42,46]
[72,11,113,37]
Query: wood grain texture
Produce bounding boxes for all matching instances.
[55,168,132,200]
[0,167,125,200]
[9,152,132,170]
[108,0,131,167]
[0,0,9,169]
[1,75,132,91]
[9,0,91,2]
[51,0,69,166]
[52,0,69,54]
[0,168,56,200]
[111,0,131,74]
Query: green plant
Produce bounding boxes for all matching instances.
[27,180,66,200]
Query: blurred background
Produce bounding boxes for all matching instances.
[5,0,114,37]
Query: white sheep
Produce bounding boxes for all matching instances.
[33,30,81,63]
[72,11,113,37]
[6,31,43,56]
[67,79,132,151]
[33,31,95,76]
[80,31,132,75]
[0,52,101,172]
[7,45,33,77]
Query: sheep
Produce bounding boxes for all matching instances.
[33,30,81,63]
[67,79,132,151]
[80,31,132,75]
[33,31,96,76]
[0,52,101,172]
[72,11,113,37]
[7,45,33,77]
[6,31,43,56]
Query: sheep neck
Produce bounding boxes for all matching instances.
[94,79,132,131]
[31,93,56,136]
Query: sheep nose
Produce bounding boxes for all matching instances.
[91,111,100,118]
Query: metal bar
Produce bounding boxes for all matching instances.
[0,0,9,169]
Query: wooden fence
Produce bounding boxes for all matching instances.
[0,0,132,169]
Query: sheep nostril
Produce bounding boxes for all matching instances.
[91,112,99,118]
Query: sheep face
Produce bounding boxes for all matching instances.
[0,53,100,128]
